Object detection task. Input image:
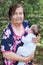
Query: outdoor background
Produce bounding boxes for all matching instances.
[0,0,43,65]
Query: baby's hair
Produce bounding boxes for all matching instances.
[31,25,41,36]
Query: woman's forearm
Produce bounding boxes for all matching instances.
[3,52,26,62]
[3,52,34,62]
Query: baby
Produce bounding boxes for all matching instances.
[16,25,41,65]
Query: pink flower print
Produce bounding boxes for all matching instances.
[4,59,14,65]
[13,45,16,52]
[4,59,7,65]
[5,29,11,38]
[16,40,21,44]
[1,45,5,52]
[7,60,14,65]
[10,46,13,50]
[2,35,7,39]
[9,43,12,47]
[2,29,11,39]
[13,36,16,40]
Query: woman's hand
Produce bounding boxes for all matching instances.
[32,34,41,43]
[25,53,34,62]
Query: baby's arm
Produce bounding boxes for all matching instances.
[16,46,26,56]
[21,35,31,44]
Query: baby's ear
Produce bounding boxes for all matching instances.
[38,25,41,33]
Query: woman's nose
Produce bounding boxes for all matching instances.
[17,13,21,17]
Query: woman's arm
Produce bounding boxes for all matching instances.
[3,51,34,62]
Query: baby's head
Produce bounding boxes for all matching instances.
[30,25,41,36]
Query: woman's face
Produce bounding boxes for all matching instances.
[11,7,24,24]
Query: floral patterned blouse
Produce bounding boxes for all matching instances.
[1,20,31,65]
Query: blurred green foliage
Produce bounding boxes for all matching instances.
[0,0,43,65]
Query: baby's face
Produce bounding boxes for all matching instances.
[30,25,40,36]
[34,27,38,33]
[33,26,39,36]
[31,25,39,36]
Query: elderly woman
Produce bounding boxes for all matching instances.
[1,4,40,65]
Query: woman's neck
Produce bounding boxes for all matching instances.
[11,22,24,36]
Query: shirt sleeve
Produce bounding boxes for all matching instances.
[23,20,31,28]
[22,20,31,33]
[22,34,36,44]
[1,28,12,52]
[21,35,31,44]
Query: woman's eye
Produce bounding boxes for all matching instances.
[14,12,23,15]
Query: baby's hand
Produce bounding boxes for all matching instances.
[32,34,41,43]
